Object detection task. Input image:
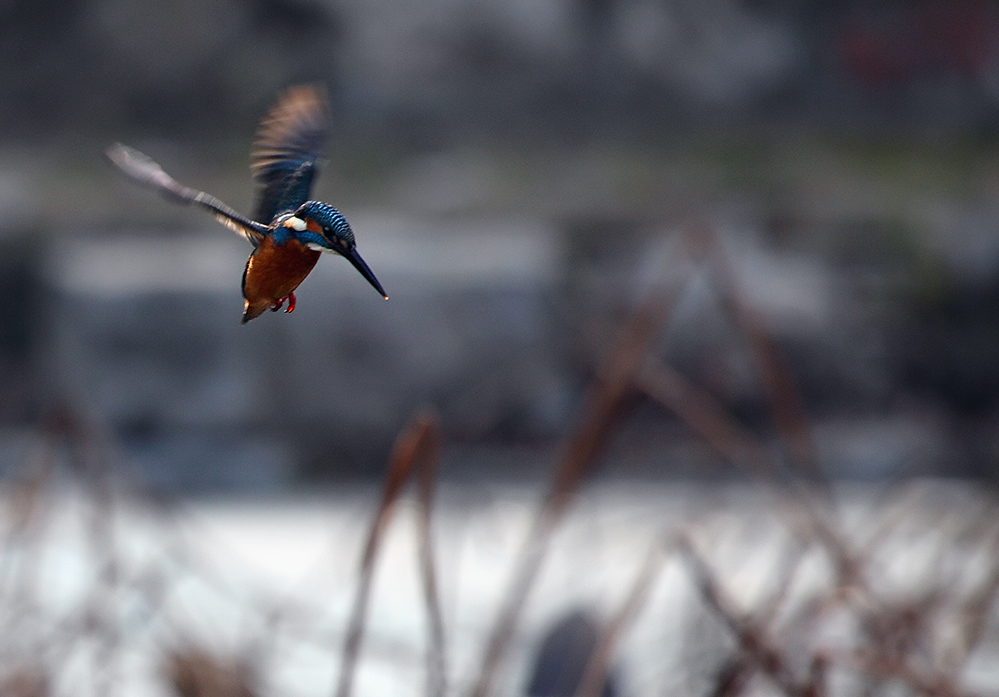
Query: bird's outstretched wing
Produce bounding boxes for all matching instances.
[250,84,328,225]
[106,143,269,245]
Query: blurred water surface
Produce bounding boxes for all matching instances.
[2,481,996,697]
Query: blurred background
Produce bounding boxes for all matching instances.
[1,1,999,696]
[0,0,997,489]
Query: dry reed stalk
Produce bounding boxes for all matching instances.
[573,520,804,697]
[692,228,880,596]
[856,484,931,559]
[636,363,771,477]
[755,536,810,625]
[643,230,868,596]
[824,509,987,697]
[0,406,80,616]
[685,230,869,597]
[573,532,683,697]
[939,520,999,676]
[775,540,979,697]
[635,360,859,608]
[335,409,443,697]
[952,498,999,549]
[696,226,825,491]
[56,407,130,697]
[705,538,809,697]
[677,535,815,697]
[0,406,130,695]
[548,288,680,516]
[803,656,829,697]
[828,647,976,697]
[469,287,681,697]
[0,430,54,621]
[415,414,446,697]
[710,657,754,697]
[167,650,257,697]
[637,226,967,697]
[0,668,48,697]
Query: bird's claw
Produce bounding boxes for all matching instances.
[270,292,296,314]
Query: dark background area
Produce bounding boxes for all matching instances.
[1,0,998,489]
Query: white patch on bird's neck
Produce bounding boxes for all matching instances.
[306,242,339,255]
[284,216,307,231]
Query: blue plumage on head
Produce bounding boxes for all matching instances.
[298,201,354,245]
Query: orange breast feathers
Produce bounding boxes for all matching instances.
[242,236,321,307]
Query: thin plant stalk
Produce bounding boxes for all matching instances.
[335,410,443,697]
[470,287,681,697]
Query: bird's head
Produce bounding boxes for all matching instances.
[281,201,387,299]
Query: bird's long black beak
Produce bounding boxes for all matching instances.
[344,246,388,300]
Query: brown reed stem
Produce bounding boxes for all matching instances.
[698,225,826,492]
[573,532,681,697]
[415,415,446,697]
[469,287,680,697]
[940,519,999,676]
[335,410,443,697]
[637,363,771,477]
[677,536,808,697]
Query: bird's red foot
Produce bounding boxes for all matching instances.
[268,293,296,313]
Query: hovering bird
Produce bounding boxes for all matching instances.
[106,85,387,323]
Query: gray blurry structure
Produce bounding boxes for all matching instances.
[33,204,986,489]
[42,215,569,488]
[1,0,999,487]
[525,610,618,697]
[4,0,999,140]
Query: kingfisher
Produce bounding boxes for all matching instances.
[106,85,387,323]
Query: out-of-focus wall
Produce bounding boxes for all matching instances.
[1,1,999,487]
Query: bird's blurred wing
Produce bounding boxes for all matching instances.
[250,84,328,225]
[106,143,268,245]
